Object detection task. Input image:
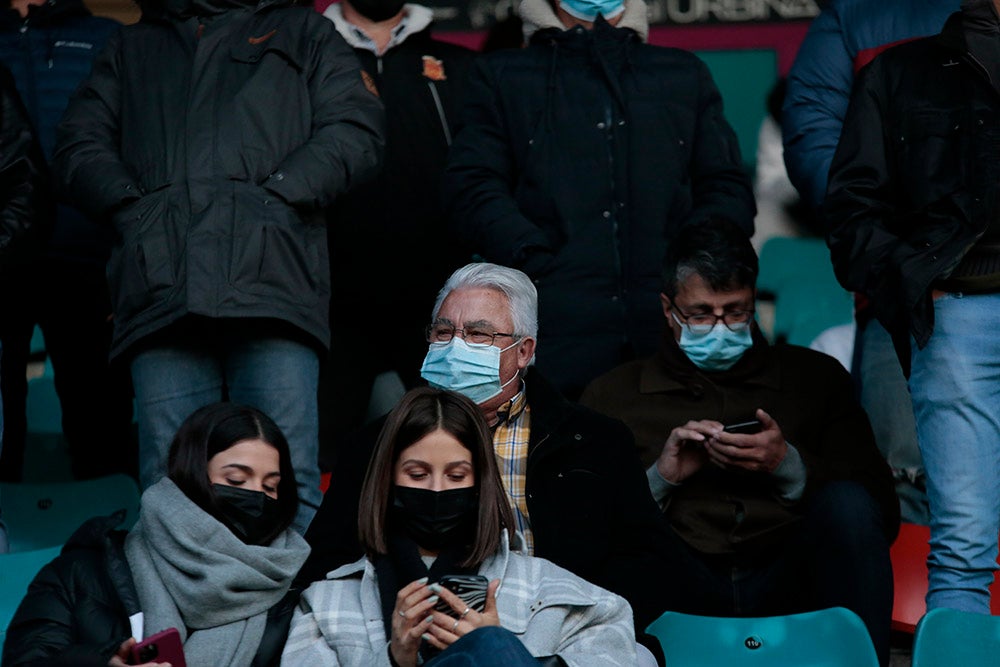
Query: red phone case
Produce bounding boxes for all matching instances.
[130,627,187,666]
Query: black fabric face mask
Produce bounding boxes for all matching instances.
[212,483,283,546]
[390,486,478,551]
[349,0,407,22]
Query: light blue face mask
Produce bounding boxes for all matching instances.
[558,0,625,22]
[420,337,520,404]
[672,313,753,372]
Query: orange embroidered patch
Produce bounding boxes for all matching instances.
[248,29,277,45]
[361,70,379,97]
[422,55,446,81]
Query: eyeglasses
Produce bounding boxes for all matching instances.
[673,307,755,334]
[425,324,517,346]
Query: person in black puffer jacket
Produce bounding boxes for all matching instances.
[2,402,311,667]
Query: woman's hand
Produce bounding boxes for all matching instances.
[390,577,438,667]
[423,579,501,651]
[107,637,172,667]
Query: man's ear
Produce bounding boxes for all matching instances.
[660,293,672,320]
[516,337,536,369]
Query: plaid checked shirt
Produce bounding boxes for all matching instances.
[492,387,533,553]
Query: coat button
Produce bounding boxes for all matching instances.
[618,120,626,126]
[272,171,285,181]
[602,210,610,219]
[597,122,606,129]
[574,433,582,440]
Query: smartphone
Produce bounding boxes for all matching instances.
[433,574,489,618]
[723,419,763,435]
[130,627,187,667]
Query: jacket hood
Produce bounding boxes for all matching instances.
[519,0,649,43]
[324,2,433,52]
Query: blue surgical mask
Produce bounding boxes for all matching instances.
[672,313,753,371]
[420,337,520,404]
[558,0,625,21]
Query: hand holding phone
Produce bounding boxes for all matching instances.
[432,574,489,618]
[722,419,763,435]
[129,628,187,667]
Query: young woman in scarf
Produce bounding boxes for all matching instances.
[2,402,310,667]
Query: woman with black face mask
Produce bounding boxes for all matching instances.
[282,387,636,667]
[2,402,310,667]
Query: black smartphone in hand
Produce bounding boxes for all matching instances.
[723,419,763,435]
[433,574,489,618]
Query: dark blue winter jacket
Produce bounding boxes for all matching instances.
[782,0,958,211]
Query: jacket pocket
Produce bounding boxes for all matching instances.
[107,188,175,319]
[228,180,325,307]
[502,582,598,635]
[893,109,967,209]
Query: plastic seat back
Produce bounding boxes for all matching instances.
[757,236,854,347]
[644,607,879,666]
[911,607,1000,667]
[0,474,140,552]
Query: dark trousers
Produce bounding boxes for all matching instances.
[0,259,135,481]
[426,627,540,667]
[654,481,893,667]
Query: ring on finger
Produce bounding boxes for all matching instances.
[460,607,471,619]
[398,610,407,619]
[452,618,460,632]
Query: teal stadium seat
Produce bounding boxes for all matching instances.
[644,607,879,667]
[911,607,1000,667]
[0,474,140,552]
[756,236,855,348]
[0,544,63,657]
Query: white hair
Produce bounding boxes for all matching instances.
[432,262,539,339]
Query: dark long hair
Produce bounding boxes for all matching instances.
[167,401,298,544]
[358,387,515,568]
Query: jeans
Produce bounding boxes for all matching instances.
[652,481,893,667]
[909,292,1000,613]
[131,335,321,533]
[857,318,928,524]
[426,627,540,667]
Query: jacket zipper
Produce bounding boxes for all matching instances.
[427,81,452,146]
[602,101,626,330]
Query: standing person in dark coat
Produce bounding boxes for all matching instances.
[319,0,476,462]
[581,219,899,666]
[0,58,48,460]
[0,0,130,483]
[781,0,958,526]
[52,0,385,533]
[442,0,755,401]
[825,0,1000,614]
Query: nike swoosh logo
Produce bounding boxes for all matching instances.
[248,29,277,45]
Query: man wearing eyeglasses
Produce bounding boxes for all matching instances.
[580,218,900,667]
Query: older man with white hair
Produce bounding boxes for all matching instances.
[300,262,672,666]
